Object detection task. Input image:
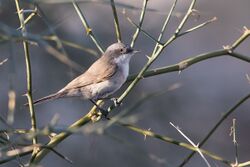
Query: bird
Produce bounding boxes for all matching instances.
[25,42,138,117]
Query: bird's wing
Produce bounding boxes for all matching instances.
[59,58,117,92]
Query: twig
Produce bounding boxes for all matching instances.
[23,7,38,26]
[43,35,99,57]
[126,16,163,45]
[153,0,178,54]
[14,0,38,156]
[174,0,196,35]
[0,22,84,72]
[72,0,104,53]
[170,122,211,167]
[0,58,8,66]
[178,17,217,37]
[127,50,250,81]
[35,4,84,71]
[103,84,181,131]
[118,122,231,165]
[230,118,238,166]
[30,110,93,164]
[110,0,121,42]
[238,161,250,167]
[130,0,149,47]
[230,27,250,50]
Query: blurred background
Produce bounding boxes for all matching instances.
[0,0,250,166]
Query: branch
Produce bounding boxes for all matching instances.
[0,22,84,72]
[72,0,104,54]
[29,1,250,164]
[127,50,249,81]
[130,0,149,47]
[178,17,217,37]
[110,0,122,42]
[152,0,178,54]
[30,109,94,163]
[14,0,38,156]
[126,15,163,45]
[119,122,231,166]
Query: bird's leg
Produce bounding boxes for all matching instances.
[99,97,122,107]
[110,97,122,107]
[89,99,109,119]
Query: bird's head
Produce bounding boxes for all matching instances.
[104,42,139,65]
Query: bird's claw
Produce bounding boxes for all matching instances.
[111,98,121,107]
[99,108,110,120]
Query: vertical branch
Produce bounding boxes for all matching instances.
[230,118,239,165]
[72,0,104,54]
[14,0,38,155]
[130,0,149,47]
[110,0,122,42]
[152,0,178,54]
[174,0,196,35]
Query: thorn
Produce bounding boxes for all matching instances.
[243,26,250,34]
[86,28,92,35]
[0,58,8,66]
[49,113,60,126]
[122,8,126,15]
[246,74,250,84]
[144,128,151,140]
[90,113,101,122]
[111,98,122,107]
[178,61,188,71]
[223,45,232,53]
[145,55,151,60]
[243,26,249,32]
[191,9,200,21]
[22,93,28,97]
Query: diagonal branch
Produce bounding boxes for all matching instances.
[130,0,149,47]
[119,122,231,166]
[72,0,104,54]
[110,0,122,42]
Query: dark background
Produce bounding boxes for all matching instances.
[0,0,249,166]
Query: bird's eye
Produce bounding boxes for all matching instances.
[120,48,124,52]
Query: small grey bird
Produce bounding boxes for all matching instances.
[27,42,137,116]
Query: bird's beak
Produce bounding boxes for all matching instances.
[126,46,134,53]
[126,46,140,55]
[132,50,140,54]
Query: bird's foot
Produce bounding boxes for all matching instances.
[98,108,110,120]
[111,98,122,107]
[89,99,110,120]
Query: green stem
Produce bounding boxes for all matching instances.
[72,0,104,54]
[14,0,38,156]
[110,0,122,42]
[120,123,232,166]
[130,0,148,47]
[153,0,178,54]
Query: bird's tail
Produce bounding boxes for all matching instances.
[24,92,65,106]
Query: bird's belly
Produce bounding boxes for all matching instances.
[87,79,124,100]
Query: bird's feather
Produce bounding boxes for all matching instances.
[59,57,118,93]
